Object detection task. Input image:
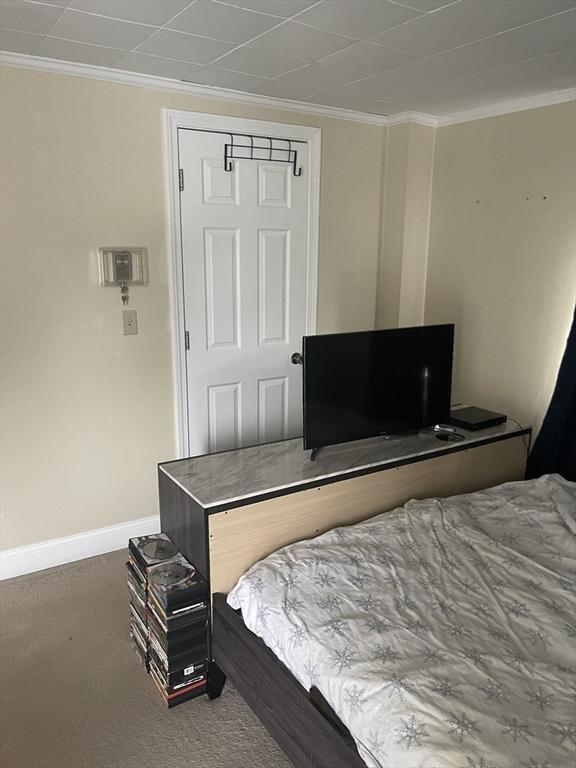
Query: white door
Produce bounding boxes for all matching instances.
[178,127,314,456]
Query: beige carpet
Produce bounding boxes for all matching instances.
[0,551,292,768]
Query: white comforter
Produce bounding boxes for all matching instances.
[228,475,576,767]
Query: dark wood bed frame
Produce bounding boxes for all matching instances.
[210,592,366,768]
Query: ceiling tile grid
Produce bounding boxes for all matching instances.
[165,0,282,43]
[67,1,192,26]
[247,21,355,62]
[0,0,574,117]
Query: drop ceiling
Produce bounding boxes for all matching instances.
[1,0,575,117]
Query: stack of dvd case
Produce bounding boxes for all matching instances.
[127,534,175,669]
[127,534,209,707]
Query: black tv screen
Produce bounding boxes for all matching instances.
[303,324,454,450]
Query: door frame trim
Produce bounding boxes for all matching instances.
[164,109,321,458]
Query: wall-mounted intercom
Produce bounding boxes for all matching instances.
[98,247,148,305]
[112,250,132,282]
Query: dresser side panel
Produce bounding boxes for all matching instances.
[159,470,209,579]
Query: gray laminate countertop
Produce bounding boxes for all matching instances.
[159,421,529,510]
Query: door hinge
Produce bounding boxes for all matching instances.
[184,330,190,351]
[179,168,184,192]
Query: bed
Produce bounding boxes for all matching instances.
[218,474,576,767]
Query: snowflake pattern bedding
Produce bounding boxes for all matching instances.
[227,474,576,767]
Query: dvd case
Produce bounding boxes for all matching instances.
[127,534,209,708]
[147,556,207,612]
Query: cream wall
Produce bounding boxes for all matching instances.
[2,63,573,555]
[0,66,385,550]
[424,102,576,436]
[376,122,435,328]
[376,123,408,328]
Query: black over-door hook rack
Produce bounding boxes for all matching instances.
[223,133,303,177]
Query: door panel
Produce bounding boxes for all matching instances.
[258,229,289,344]
[178,129,311,456]
[258,163,291,207]
[208,382,241,453]
[202,158,238,205]
[204,228,240,349]
[258,376,288,444]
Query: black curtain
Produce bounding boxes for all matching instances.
[526,304,576,481]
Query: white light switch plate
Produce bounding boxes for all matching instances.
[122,309,138,336]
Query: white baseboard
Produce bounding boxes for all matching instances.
[0,515,160,580]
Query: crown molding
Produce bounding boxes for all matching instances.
[1,51,574,129]
[387,111,438,128]
[437,88,576,126]
[0,51,389,127]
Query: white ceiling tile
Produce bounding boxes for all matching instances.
[295,0,424,39]
[249,78,313,98]
[299,85,378,109]
[137,29,234,64]
[370,45,576,114]
[433,0,576,34]
[167,0,281,44]
[47,9,153,47]
[216,0,318,17]
[371,14,486,56]
[273,62,347,90]
[324,76,413,104]
[186,66,269,90]
[249,20,354,62]
[0,27,43,53]
[365,99,413,114]
[390,92,479,113]
[316,75,405,102]
[27,0,71,6]
[390,0,458,9]
[409,49,576,108]
[68,1,191,26]
[463,48,576,96]
[34,35,125,64]
[208,60,338,98]
[214,45,304,76]
[447,10,576,73]
[356,8,576,99]
[319,40,417,78]
[114,51,204,79]
[299,93,364,109]
[369,79,418,102]
[390,86,512,113]
[0,0,64,33]
[333,67,437,102]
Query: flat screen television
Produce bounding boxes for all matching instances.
[302,324,454,450]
